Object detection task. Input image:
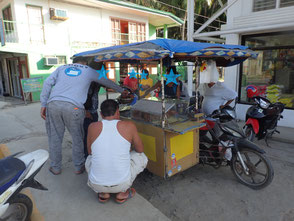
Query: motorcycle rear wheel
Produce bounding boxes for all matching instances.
[4,193,33,221]
[230,148,274,189]
[244,125,255,142]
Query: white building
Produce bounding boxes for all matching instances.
[0,0,183,101]
[195,0,294,128]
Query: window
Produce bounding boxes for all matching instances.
[239,32,294,109]
[111,18,121,45]
[280,0,294,7]
[137,23,146,42]
[56,56,66,65]
[2,5,14,33]
[253,0,294,12]
[111,18,146,45]
[253,0,276,12]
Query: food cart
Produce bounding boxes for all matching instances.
[73,39,258,178]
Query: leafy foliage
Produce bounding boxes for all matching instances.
[124,0,227,40]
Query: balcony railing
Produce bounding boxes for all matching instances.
[0,20,69,46]
[112,32,146,45]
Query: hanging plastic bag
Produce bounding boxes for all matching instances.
[200,60,219,83]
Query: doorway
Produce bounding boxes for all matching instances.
[7,58,22,98]
[0,61,5,95]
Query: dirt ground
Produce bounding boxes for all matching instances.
[133,139,294,221]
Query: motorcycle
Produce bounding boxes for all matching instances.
[0,149,48,221]
[243,96,285,145]
[199,107,274,189]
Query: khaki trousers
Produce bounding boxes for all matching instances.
[85,151,148,193]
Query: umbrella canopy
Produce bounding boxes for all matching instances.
[73,39,258,67]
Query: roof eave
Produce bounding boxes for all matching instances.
[96,0,184,26]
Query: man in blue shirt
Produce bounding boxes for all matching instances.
[40,57,125,175]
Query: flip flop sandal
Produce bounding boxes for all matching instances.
[74,165,85,175]
[49,167,61,175]
[98,193,110,203]
[115,188,136,204]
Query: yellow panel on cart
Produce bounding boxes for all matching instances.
[170,131,193,160]
[138,133,157,162]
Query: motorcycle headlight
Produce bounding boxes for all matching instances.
[259,99,270,109]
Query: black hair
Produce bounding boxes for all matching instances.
[72,56,88,64]
[167,66,177,74]
[88,60,103,70]
[100,99,119,117]
[142,69,149,74]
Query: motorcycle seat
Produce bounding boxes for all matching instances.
[0,157,26,195]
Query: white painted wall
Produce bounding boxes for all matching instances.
[10,0,149,49]
[226,0,294,31]
[0,0,150,75]
[224,0,294,128]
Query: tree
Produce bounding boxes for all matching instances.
[124,0,227,41]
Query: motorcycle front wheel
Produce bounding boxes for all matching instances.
[230,148,274,189]
[244,125,255,142]
[3,193,33,221]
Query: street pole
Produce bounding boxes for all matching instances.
[187,0,194,97]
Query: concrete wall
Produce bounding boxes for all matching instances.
[149,24,156,39]
[0,0,152,99]
[226,0,294,31]
[224,0,294,128]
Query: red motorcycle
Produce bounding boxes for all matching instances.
[243,96,284,145]
[199,107,274,189]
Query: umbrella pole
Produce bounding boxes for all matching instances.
[160,58,168,178]
[137,61,140,97]
[195,60,200,110]
[161,58,166,128]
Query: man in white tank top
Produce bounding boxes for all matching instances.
[85,99,148,203]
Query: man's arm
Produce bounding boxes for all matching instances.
[97,77,125,93]
[220,83,238,109]
[40,68,59,119]
[141,81,161,99]
[89,67,124,93]
[87,123,98,155]
[220,99,234,109]
[130,122,144,153]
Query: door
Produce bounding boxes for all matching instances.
[7,59,22,97]
[27,5,45,44]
